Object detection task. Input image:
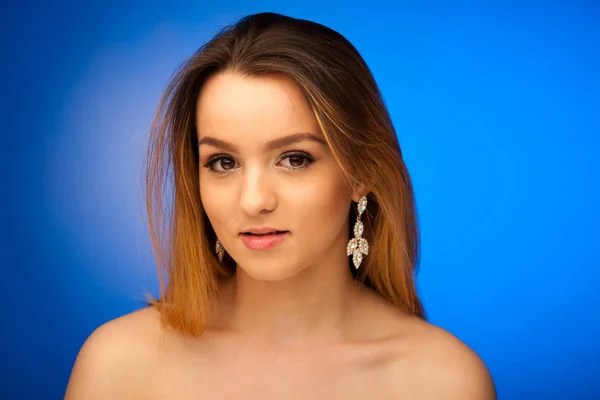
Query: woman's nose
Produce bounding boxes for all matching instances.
[238,168,277,216]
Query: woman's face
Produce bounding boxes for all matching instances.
[196,72,358,281]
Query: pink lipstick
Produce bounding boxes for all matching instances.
[240,231,289,250]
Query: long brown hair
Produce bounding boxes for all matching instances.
[143,12,425,336]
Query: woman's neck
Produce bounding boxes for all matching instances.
[212,235,362,344]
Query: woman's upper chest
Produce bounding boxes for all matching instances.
[146,339,405,400]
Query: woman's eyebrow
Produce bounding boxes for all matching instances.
[198,132,326,153]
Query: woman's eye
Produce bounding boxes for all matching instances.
[279,152,314,169]
[204,156,238,173]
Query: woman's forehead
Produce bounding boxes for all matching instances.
[196,72,322,145]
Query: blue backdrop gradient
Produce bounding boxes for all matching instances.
[2,1,599,399]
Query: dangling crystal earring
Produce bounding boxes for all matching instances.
[347,195,369,269]
[215,238,224,262]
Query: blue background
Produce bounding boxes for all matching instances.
[2,0,599,398]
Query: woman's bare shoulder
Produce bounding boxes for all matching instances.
[353,290,495,399]
[387,313,497,399]
[64,306,164,400]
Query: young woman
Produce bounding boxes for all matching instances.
[66,12,496,399]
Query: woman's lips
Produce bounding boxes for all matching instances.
[240,231,290,250]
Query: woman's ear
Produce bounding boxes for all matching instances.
[351,184,369,203]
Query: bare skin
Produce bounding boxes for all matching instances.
[65,72,496,399]
[65,287,495,399]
